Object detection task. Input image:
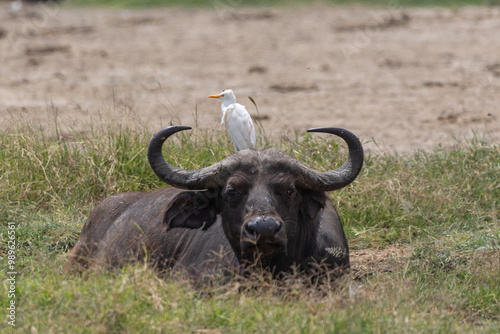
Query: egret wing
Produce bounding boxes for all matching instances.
[224,104,256,151]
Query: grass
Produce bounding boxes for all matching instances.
[0,117,499,332]
[66,0,500,9]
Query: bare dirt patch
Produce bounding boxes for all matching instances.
[1,4,499,152]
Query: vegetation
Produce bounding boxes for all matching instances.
[0,114,498,332]
[67,0,500,9]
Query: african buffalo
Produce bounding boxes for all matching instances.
[65,126,363,277]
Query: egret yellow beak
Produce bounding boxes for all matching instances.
[208,94,221,98]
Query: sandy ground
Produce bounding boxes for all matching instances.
[0,3,499,152]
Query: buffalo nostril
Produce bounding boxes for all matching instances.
[263,217,282,234]
[245,219,259,237]
[273,221,283,236]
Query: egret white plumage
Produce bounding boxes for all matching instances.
[208,89,256,152]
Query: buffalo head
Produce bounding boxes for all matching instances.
[148,126,363,271]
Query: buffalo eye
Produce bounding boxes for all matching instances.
[286,187,296,198]
[226,188,238,200]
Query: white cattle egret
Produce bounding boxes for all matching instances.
[208,89,256,152]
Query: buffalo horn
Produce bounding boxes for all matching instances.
[148,126,363,192]
[147,126,224,190]
[297,127,364,192]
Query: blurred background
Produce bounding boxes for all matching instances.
[0,0,499,151]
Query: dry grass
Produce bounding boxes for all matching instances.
[0,118,498,332]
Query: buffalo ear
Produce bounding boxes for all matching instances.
[301,190,326,221]
[163,190,219,231]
